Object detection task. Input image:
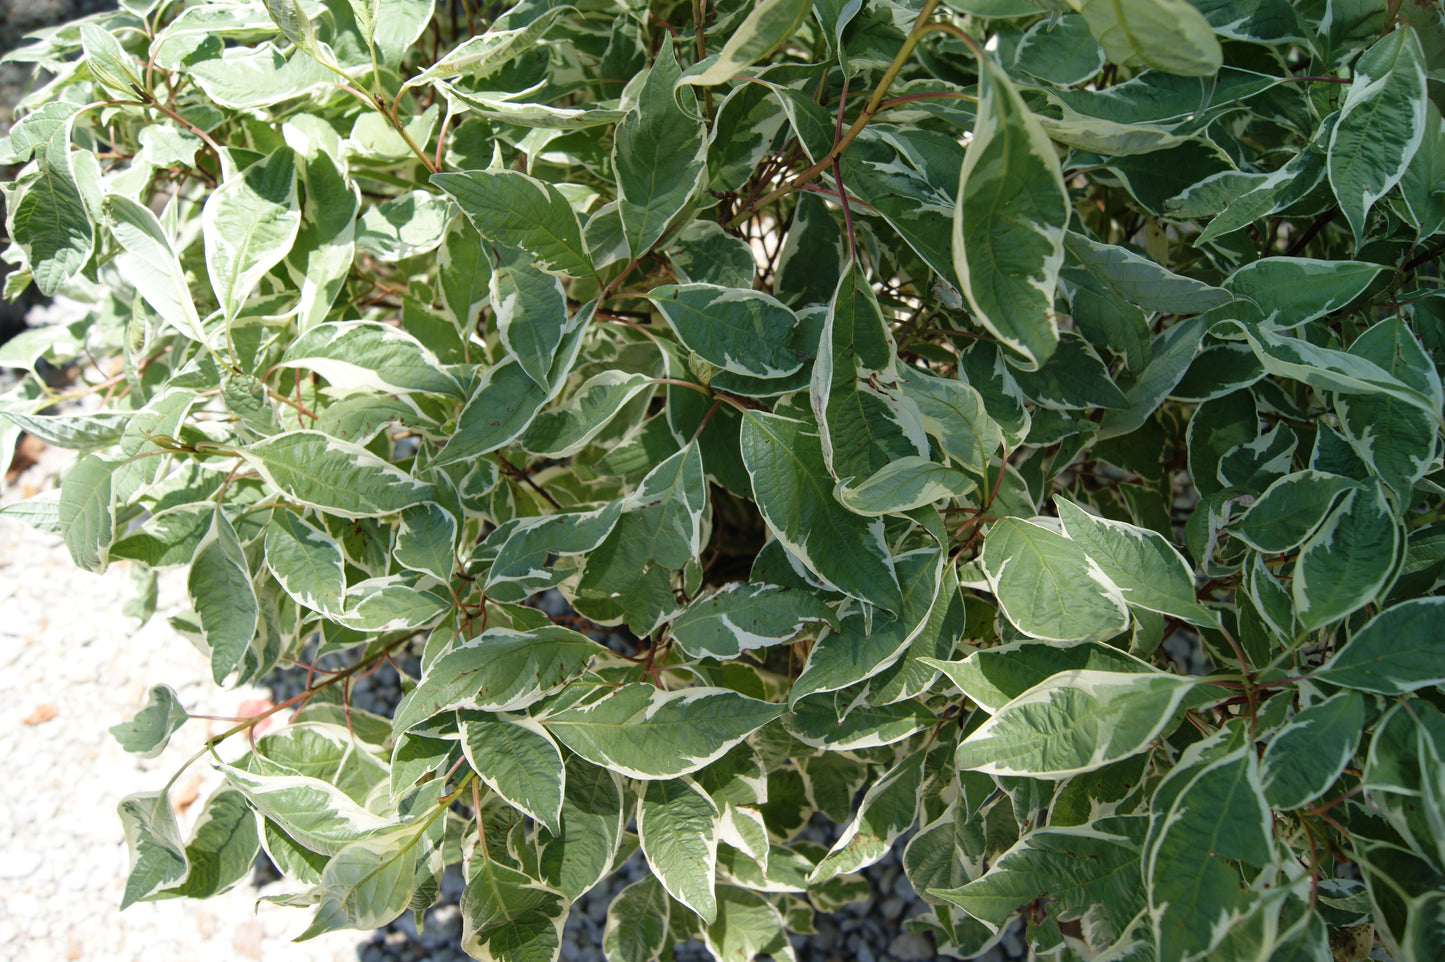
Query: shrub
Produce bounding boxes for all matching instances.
[3,0,1444,959]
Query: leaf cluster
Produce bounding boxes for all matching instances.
[3,0,1445,960]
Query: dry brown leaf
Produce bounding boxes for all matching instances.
[22,703,58,725]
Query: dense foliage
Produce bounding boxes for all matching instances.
[2,0,1444,959]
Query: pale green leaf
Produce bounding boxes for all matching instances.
[1328,27,1429,245]
[277,321,462,398]
[1077,0,1223,76]
[392,626,601,733]
[640,777,719,922]
[539,684,784,781]
[109,684,189,759]
[1314,597,1445,694]
[682,0,812,86]
[955,669,1198,778]
[239,431,437,518]
[953,58,1068,369]
[202,146,300,320]
[739,411,901,612]
[188,506,258,684]
[979,516,1130,642]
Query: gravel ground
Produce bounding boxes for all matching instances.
[0,439,363,962]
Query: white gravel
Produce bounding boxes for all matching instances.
[0,446,361,962]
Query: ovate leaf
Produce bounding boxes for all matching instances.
[392,627,601,733]
[1261,691,1366,809]
[202,146,300,320]
[461,859,568,962]
[435,169,593,278]
[1291,480,1400,631]
[1328,27,1429,245]
[671,582,836,660]
[109,684,189,759]
[188,506,259,684]
[639,777,720,922]
[739,412,901,612]
[1314,597,1445,694]
[540,684,784,780]
[955,669,1199,778]
[614,44,706,256]
[460,712,566,834]
[239,431,437,518]
[1077,0,1223,76]
[952,57,1069,369]
[682,0,812,86]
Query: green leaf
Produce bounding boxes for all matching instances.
[460,859,568,962]
[640,777,720,922]
[671,582,836,660]
[262,510,346,614]
[1228,470,1359,553]
[955,669,1199,778]
[647,283,802,379]
[810,749,924,883]
[979,516,1130,642]
[1077,0,1223,76]
[615,43,707,256]
[835,456,977,516]
[1146,745,1274,961]
[539,683,784,780]
[12,125,93,296]
[1261,691,1365,810]
[484,501,624,603]
[1222,320,1442,424]
[682,0,812,86]
[789,546,943,704]
[1328,27,1429,245]
[277,321,462,398]
[434,169,594,278]
[239,431,437,518]
[109,684,189,759]
[188,506,259,684]
[1314,597,1445,694]
[401,6,571,93]
[160,789,261,899]
[537,758,624,900]
[925,639,1158,714]
[784,695,936,750]
[814,264,929,481]
[1063,230,1232,315]
[460,712,565,834]
[103,194,204,344]
[603,877,671,962]
[394,501,457,580]
[202,146,300,320]
[1291,480,1400,631]
[297,832,418,938]
[934,819,1145,934]
[1054,497,1217,626]
[739,411,901,612]
[118,791,189,908]
[57,454,118,573]
[220,764,393,856]
[701,886,795,962]
[1224,256,1386,330]
[391,626,601,733]
[952,57,1068,370]
[576,441,708,635]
